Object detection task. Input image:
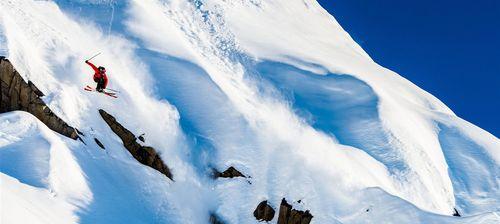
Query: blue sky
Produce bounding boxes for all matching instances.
[317,0,500,137]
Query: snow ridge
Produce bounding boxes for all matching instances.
[0,0,498,223]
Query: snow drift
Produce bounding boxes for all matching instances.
[0,0,498,223]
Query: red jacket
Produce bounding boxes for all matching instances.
[86,61,108,88]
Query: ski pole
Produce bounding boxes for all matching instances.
[86,52,101,61]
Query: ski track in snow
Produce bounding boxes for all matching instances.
[0,0,498,223]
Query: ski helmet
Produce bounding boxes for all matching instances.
[98,66,106,72]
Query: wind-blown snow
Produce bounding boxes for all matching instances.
[0,0,498,223]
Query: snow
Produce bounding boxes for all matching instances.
[0,0,498,223]
[0,15,7,57]
[0,111,89,224]
[1,173,77,224]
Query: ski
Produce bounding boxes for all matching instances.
[84,85,118,98]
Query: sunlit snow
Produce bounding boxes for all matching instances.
[0,0,498,223]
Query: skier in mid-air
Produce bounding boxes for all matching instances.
[85,60,108,92]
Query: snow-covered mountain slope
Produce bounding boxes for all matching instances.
[0,0,498,223]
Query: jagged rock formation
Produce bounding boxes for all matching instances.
[277,198,313,224]
[254,200,275,222]
[209,213,226,224]
[98,109,173,180]
[138,134,145,143]
[0,57,78,140]
[215,166,245,178]
[94,138,105,149]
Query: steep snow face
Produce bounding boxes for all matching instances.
[0,0,498,223]
[0,17,6,56]
[0,111,90,224]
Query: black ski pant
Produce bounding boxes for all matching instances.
[95,77,105,92]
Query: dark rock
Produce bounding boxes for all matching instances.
[28,81,44,97]
[216,166,245,178]
[453,208,461,217]
[94,138,105,149]
[98,109,173,180]
[277,198,313,224]
[138,134,145,142]
[76,128,85,136]
[0,57,78,140]
[78,137,86,145]
[253,200,275,222]
[209,213,225,224]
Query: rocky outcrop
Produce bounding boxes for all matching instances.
[215,166,245,178]
[94,138,105,149]
[0,57,78,140]
[254,200,275,222]
[98,109,173,180]
[138,134,145,143]
[209,213,226,224]
[277,198,313,224]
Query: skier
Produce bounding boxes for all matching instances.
[85,60,108,92]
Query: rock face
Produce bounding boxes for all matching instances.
[254,200,275,222]
[0,57,78,140]
[209,213,226,224]
[277,198,313,224]
[98,109,173,180]
[94,138,105,149]
[216,166,245,178]
[138,134,145,142]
